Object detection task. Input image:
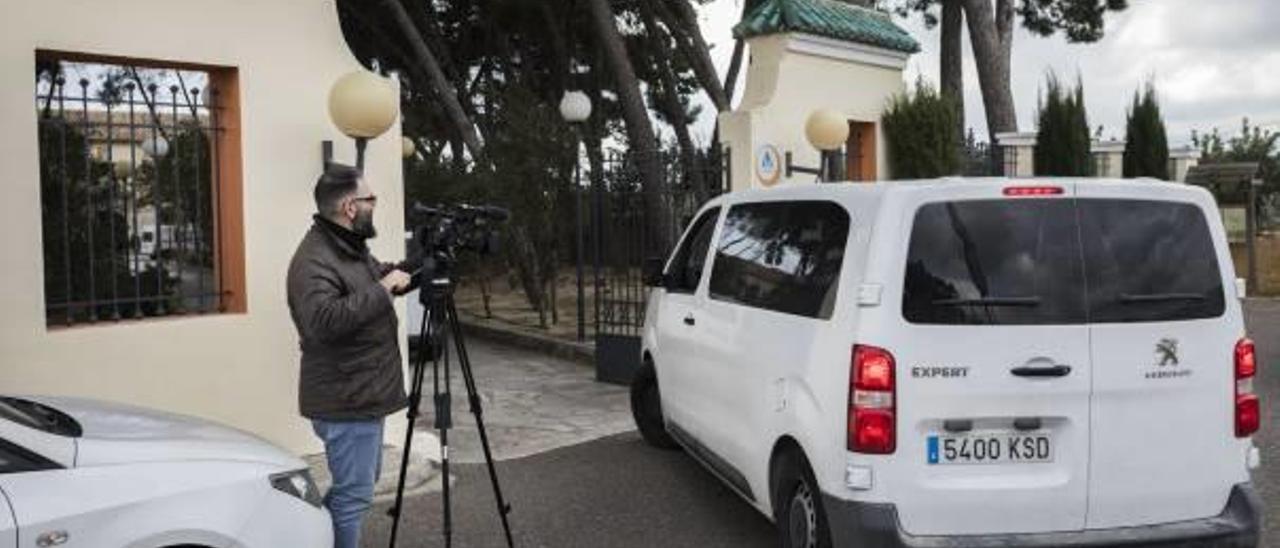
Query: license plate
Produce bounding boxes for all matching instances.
[926,432,1053,465]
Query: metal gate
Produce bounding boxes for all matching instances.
[584,149,728,384]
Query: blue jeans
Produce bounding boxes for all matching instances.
[312,419,384,548]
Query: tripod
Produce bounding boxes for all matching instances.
[386,272,514,548]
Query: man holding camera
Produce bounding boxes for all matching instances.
[287,163,413,548]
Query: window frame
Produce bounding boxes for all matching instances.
[0,438,62,475]
[663,207,722,295]
[34,49,247,330]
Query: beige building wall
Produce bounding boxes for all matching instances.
[721,33,909,191]
[1169,146,1202,182]
[1,0,408,454]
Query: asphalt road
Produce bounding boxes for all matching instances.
[363,300,1280,547]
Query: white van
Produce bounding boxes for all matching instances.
[631,178,1261,548]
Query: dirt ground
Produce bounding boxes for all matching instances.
[452,269,598,343]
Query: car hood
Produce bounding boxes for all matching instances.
[30,396,304,470]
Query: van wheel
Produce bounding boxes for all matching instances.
[630,360,678,449]
[774,451,832,548]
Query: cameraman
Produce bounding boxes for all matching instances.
[286,163,414,548]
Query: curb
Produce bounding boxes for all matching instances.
[410,318,595,366]
[461,320,595,366]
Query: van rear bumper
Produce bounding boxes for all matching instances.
[822,483,1260,548]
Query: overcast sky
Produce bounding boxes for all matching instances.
[692,0,1280,147]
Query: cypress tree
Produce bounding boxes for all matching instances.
[1122,83,1170,179]
[1035,74,1092,176]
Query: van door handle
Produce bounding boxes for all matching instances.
[683,314,696,326]
[1011,365,1072,378]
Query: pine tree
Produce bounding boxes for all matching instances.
[1035,75,1091,176]
[1122,83,1170,179]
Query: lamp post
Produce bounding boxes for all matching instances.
[325,70,399,172]
[560,90,591,342]
[785,108,849,182]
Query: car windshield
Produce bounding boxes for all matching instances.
[0,397,82,437]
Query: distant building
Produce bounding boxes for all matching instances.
[994,132,1200,182]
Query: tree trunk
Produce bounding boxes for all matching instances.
[508,227,546,325]
[941,0,965,161]
[724,39,745,105]
[658,0,729,112]
[962,0,1017,148]
[641,0,708,201]
[548,248,560,325]
[724,0,763,104]
[383,0,485,158]
[479,271,493,318]
[584,0,673,252]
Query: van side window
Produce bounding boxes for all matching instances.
[708,201,850,319]
[666,208,721,294]
[903,200,1086,325]
[0,438,59,474]
[1079,200,1225,322]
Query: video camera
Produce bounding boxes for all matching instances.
[406,202,510,285]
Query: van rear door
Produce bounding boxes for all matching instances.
[1076,186,1249,528]
[865,185,1092,535]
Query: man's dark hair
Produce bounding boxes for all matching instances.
[314,163,361,217]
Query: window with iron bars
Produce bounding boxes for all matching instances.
[35,52,242,327]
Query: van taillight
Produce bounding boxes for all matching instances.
[1236,337,1260,437]
[1003,186,1064,196]
[850,345,896,454]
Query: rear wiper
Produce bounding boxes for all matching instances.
[932,297,1041,307]
[1119,293,1205,303]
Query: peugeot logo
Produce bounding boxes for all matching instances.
[1156,338,1179,367]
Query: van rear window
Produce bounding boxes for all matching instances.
[903,199,1225,325]
[903,200,1086,325]
[1079,200,1225,322]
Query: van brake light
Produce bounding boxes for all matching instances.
[1003,186,1064,196]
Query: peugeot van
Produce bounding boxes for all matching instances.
[631,178,1261,547]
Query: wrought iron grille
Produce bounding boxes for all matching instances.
[590,148,730,338]
[35,60,226,327]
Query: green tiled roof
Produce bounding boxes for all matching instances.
[733,0,920,54]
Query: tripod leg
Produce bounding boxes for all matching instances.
[387,303,434,548]
[435,299,454,548]
[445,296,516,548]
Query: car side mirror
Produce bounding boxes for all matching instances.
[643,257,667,288]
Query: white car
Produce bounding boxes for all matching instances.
[633,178,1262,547]
[0,395,332,547]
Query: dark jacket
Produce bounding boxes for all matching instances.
[287,216,407,420]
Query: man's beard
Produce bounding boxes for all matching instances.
[353,208,377,239]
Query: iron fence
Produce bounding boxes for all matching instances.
[583,148,728,382]
[35,63,226,327]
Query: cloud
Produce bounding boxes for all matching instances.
[697,0,1280,146]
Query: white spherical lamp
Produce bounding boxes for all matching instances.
[328,70,399,139]
[805,109,849,151]
[402,136,416,159]
[141,135,169,158]
[559,91,592,123]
